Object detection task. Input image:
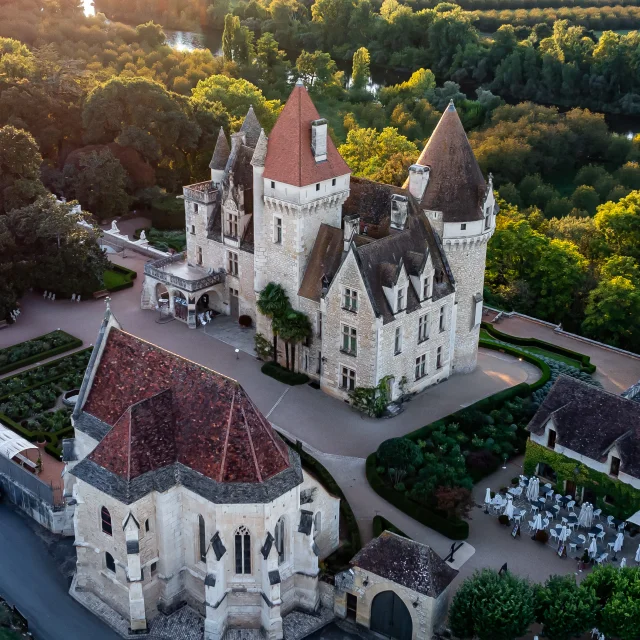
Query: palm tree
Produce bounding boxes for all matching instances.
[256,283,290,361]
[278,310,312,371]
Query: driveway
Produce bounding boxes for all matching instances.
[0,505,119,640]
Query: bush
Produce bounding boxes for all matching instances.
[366,454,469,540]
[150,194,185,230]
[254,333,272,361]
[261,361,309,386]
[238,315,252,328]
[498,514,510,525]
[377,438,424,472]
[534,530,549,543]
[466,449,500,481]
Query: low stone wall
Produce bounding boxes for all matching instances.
[100,230,170,259]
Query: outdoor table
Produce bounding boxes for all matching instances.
[538,497,546,506]
[568,514,578,521]
[611,517,624,529]
[588,526,601,537]
[558,496,571,506]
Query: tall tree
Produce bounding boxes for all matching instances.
[351,46,370,92]
[256,283,290,362]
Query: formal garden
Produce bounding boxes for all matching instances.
[0,349,92,458]
[367,324,603,539]
[0,330,81,375]
[103,263,138,293]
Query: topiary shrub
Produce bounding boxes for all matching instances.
[377,438,424,473]
[238,315,252,328]
[534,530,549,543]
[498,514,510,525]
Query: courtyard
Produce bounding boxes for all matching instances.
[1,249,640,600]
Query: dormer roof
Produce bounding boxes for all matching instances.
[408,101,487,223]
[263,82,350,187]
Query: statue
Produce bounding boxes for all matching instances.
[110,220,119,233]
[140,230,147,242]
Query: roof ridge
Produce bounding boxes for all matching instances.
[219,388,236,482]
[556,374,631,403]
[241,405,262,482]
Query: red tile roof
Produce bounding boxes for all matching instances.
[84,329,290,484]
[263,83,350,187]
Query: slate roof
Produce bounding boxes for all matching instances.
[527,375,640,479]
[239,105,262,148]
[351,532,457,598]
[408,101,487,223]
[263,82,350,187]
[298,224,344,302]
[210,128,230,170]
[80,327,291,485]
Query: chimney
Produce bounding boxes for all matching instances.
[408,164,430,200]
[390,195,408,230]
[311,119,328,162]
[343,214,359,251]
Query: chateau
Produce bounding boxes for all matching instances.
[65,310,340,638]
[142,81,496,400]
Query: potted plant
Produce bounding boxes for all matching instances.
[498,514,510,526]
[534,530,549,544]
[35,456,42,474]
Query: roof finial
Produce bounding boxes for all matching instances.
[447,99,456,112]
[105,296,111,313]
[295,78,304,87]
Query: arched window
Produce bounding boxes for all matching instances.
[234,525,251,574]
[275,517,285,565]
[314,512,322,538]
[198,515,207,563]
[101,507,112,536]
[105,552,115,573]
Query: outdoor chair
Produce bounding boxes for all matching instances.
[595,553,609,565]
[567,521,578,532]
[569,541,578,555]
[527,520,536,533]
[607,515,615,528]
[531,505,539,515]
[565,494,573,500]
[550,529,559,543]
[555,494,563,504]
[567,500,576,513]
[552,505,561,516]
[608,541,615,553]
[514,513,523,524]
[545,511,554,520]
[596,524,604,532]
[618,522,626,533]
[597,531,606,542]
[542,518,550,529]
[561,517,568,525]
[593,509,602,520]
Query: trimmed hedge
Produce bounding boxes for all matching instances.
[103,263,138,293]
[481,322,596,374]
[0,331,82,376]
[278,432,361,555]
[261,362,309,386]
[366,454,469,540]
[372,515,410,539]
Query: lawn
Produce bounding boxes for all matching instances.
[102,263,137,292]
[479,329,583,369]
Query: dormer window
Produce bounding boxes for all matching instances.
[461,223,466,230]
[396,288,405,312]
[610,456,620,477]
[343,288,358,312]
[311,119,328,162]
[422,276,431,300]
[435,270,444,285]
[547,429,556,449]
[390,195,408,230]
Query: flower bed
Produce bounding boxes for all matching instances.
[0,330,82,375]
[0,349,92,458]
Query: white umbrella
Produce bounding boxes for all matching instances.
[613,532,624,559]
[527,477,539,501]
[484,488,492,505]
[620,557,627,568]
[559,526,570,542]
[584,504,594,529]
[588,537,598,558]
[504,501,514,519]
[533,513,543,531]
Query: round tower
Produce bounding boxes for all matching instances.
[407,101,496,373]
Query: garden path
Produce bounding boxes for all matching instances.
[485,309,640,393]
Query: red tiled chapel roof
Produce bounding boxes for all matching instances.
[84,329,290,484]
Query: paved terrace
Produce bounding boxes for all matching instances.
[2,251,640,594]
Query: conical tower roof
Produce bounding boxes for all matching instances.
[412,101,486,223]
[209,127,230,170]
[263,81,350,187]
[239,105,262,148]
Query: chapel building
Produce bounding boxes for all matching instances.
[64,310,340,639]
[141,82,496,400]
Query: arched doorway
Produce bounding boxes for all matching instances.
[370,591,412,640]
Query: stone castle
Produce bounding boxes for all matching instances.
[142,81,496,400]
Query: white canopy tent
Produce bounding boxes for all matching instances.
[0,422,37,460]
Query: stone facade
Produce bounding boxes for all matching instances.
[140,84,495,402]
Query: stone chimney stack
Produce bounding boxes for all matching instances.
[311,119,328,162]
[390,195,408,230]
[343,214,359,251]
[408,164,430,200]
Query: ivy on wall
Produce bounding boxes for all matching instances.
[523,440,640,520]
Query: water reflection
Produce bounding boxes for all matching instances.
[163,30,206,52]
[83,0,94,16]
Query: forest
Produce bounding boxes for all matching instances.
[0,0,639,350]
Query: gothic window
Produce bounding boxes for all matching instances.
[198,514,206,563]
[101,506,112,536]
[439,306,446,332]
[227,252,239,276]
[194,204,199,214]
[197,247,203,265]
[436,346,443,369]
[314,512,322,538]
[415,354,426,380]
[275,517,285,565]
[396,287,405,312]
[341,366,356,391]
[418,314,429,343]
[341,325,357,356]
[235,526,251,574]
[105,552,115,573]
[485,212,491,230]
